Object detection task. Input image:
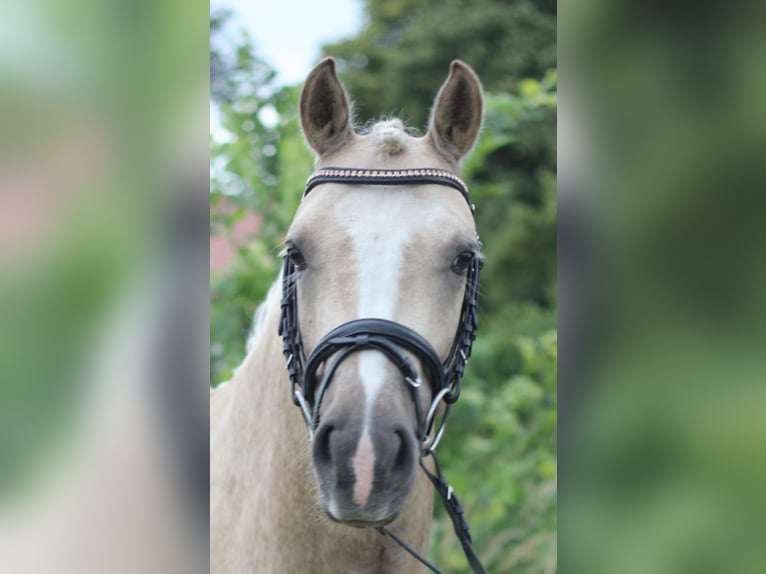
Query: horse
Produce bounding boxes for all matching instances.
[211,58,485,573]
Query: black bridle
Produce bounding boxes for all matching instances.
[278,167,488,574]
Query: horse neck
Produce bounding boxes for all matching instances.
[212,278,435,573]
[214,278,311,499]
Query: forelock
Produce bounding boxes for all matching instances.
[370,118,409,155]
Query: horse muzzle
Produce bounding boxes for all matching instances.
[312,408,420,524]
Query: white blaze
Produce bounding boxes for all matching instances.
[334,190,419,422]
[351,428,375,507]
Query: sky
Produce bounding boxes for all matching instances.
[211,0,364,85]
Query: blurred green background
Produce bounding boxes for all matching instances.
[210,1,557,572]
[560,2,766,573]
[1,1,209,571]
[0,0,207,501]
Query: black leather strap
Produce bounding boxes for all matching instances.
[304,319,445,394]
[420,454,489,574]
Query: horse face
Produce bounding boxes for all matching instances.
[289,59,483,525]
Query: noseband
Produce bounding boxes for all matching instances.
[278,167,487,574]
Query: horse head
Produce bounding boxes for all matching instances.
[287,58,483,527]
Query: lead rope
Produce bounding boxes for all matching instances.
[376,526,445,574]
[374,448,488,574]
[419,453,489,574]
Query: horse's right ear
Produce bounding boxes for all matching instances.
[299,58,354,157]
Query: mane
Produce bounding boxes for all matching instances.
[247,277,281,352]
[368,118,412,155]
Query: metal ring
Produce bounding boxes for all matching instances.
[424,417,448,453]
[423,388,450,434]
[293,388,315,439]
[421,387,451,451]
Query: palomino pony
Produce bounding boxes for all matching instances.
[211,58,486,573]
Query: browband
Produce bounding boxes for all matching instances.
[305,167,474,213]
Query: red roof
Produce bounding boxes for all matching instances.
[210,206,261,273]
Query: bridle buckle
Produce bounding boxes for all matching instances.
[405,376,422,388]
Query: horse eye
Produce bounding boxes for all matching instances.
[451,251,475,274]
[287,248,306,270]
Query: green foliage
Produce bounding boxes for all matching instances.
[466,72,558,312]
[210,23,313,384]
[430,329,557,573]
[209,79,314,381]
[323,0,556,128]
[211,2,556,571]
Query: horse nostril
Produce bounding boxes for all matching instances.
[313,422,335,466]
[391,426,415,476]
[393,429,406,469]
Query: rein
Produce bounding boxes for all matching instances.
[278,167,487,574]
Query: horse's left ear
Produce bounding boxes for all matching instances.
[427,61,483,165]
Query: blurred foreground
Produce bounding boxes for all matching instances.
[0,1,208,572]
[562,1,766,572]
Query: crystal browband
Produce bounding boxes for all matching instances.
[304,167,473,212]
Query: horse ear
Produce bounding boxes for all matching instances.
[427,61,483,164]
[299,58,354,157]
